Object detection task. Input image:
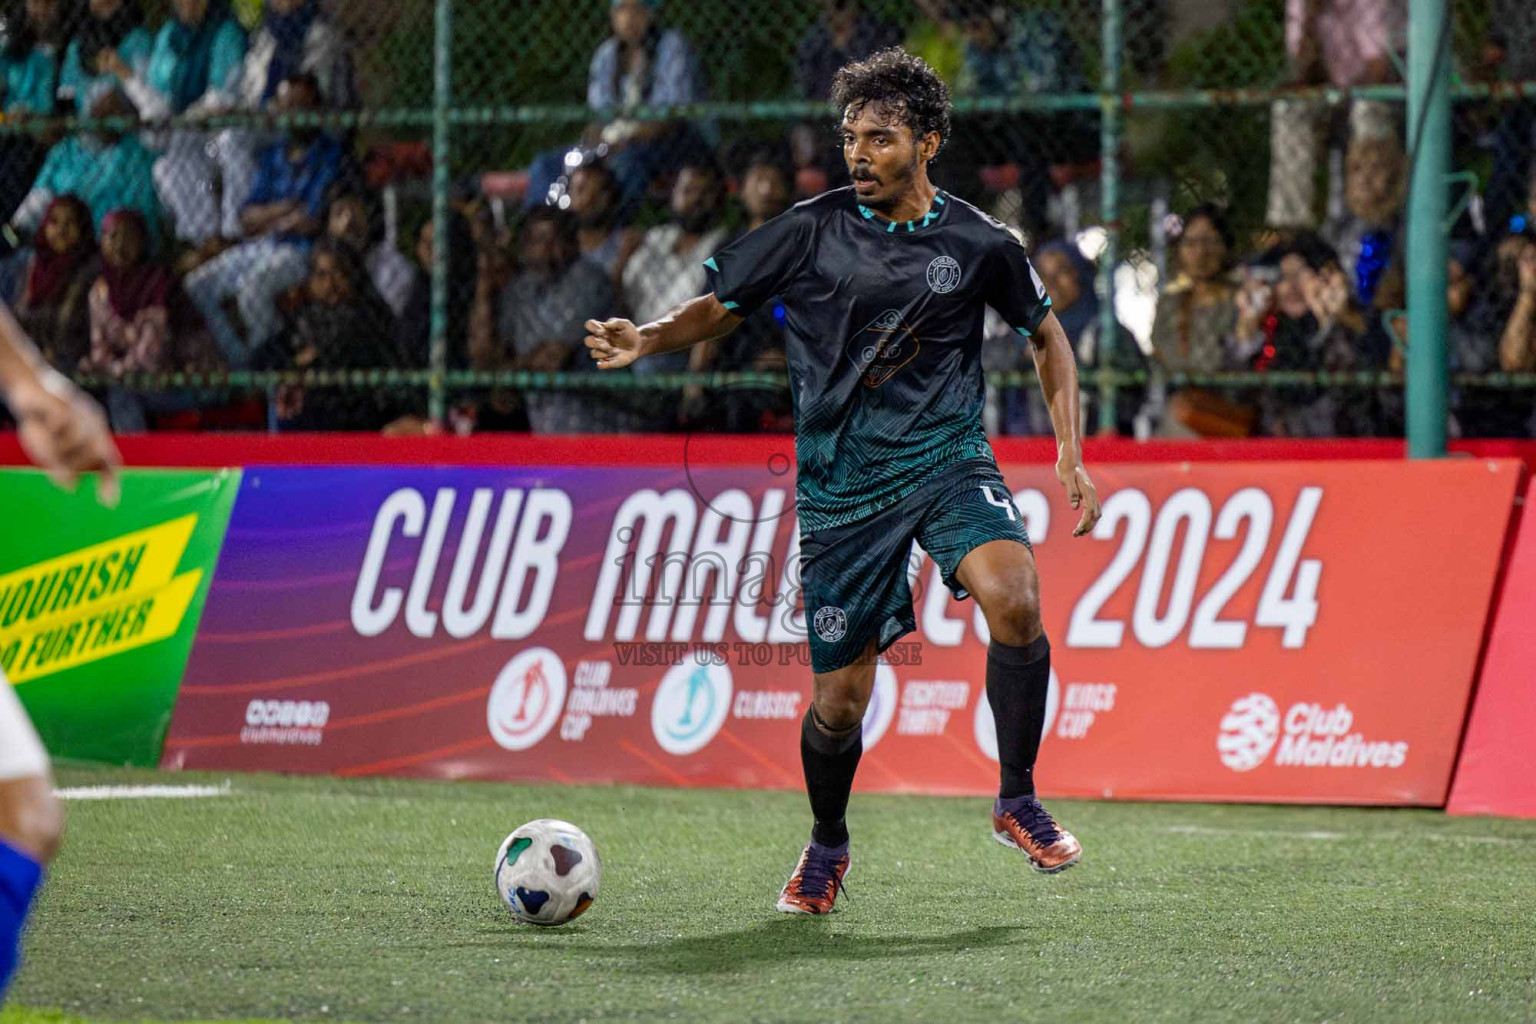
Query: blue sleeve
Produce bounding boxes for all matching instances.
[145,23,178,97]
[588,38,617,109]
[119,27,154,76]
[58,40,82,106]
[299,143,343,217]
[31,140,70,194]
[650,31,699,105]
[243,146,278,207]
[7,50,58,114]
[209,21,249,94]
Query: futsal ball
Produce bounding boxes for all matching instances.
[494,819,601,926]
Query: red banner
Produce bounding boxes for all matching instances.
[162,458,1521,805]
[1448,476,1536,818]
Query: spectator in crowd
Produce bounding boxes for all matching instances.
[904,0,965,89]
[1230,236,1364,436]
[324,182,416,318]
[1267,0,1404,230]
[1148,206,1251,436]
[525,0,708,216]
[120,0,249,245]
[11,88,161,244]
[184,72,343,369]
[1033,239,1144,436]
[566,161,639,286]
[1324,132,1404,309]
[619,158,727,429]
[621,158,727,364]
[1479,0,1536,238]
[157,0,354,248]
[15,194,95,371]
[0,0,68,222]
[80,207,189,429]
[790,0,898,174]
[944,0,1094,239]
[686,155,794,433]
[58,0,153,116]
[497,206,639,434]
[1439,239,1522,437]
[259,237,395,430]
[795,0,898,102]
[1499,238,1536,377]
[397,210,477,373]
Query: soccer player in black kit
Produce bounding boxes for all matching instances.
[585,48,1103,914]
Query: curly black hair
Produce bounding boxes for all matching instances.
[830,47,952,160]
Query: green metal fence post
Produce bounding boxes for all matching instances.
[1406,0,1450,457]
[429,0,453,427]
[1096,0,1122,435]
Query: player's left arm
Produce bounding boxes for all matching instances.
[1028,311,1102,537]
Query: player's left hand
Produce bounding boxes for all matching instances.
[1057,455,1101,537]
[7,369,121,506]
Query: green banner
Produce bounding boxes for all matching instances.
[0,469,240,765]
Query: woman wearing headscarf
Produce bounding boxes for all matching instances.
[16,194,96,371]
[0,0,68,221]
[57,0,152,115]
[157,0,354,247]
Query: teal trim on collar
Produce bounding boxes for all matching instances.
[856,189,948,234]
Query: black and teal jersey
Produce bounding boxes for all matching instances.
[703,186,1054,531]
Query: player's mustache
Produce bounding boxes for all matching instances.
[851,168,880,183]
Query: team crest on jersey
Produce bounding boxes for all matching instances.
[855,309,920,388]
[926,255,961,294]
[813,606,848,643]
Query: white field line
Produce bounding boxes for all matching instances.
[1162,824,1526,845]
[55,783,231,801]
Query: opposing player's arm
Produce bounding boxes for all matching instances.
[584,294,744,370]
[1028,311,1101,536]
[0,302,121,503]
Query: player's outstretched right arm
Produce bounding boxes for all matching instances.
[584,294,743,371]
[0,302,121,503]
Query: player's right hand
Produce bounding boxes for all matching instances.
[7,370,121,506]
[583,318,644,370]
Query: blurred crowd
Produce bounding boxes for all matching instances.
[0,0,1533,437]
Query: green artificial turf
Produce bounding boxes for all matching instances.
[6,763,1536,1023]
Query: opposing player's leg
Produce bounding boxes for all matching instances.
[918,459,1080,873]
[0,675,63,999]
[777,513,921,915]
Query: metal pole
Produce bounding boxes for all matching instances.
[1406,0,1449,457]
[1096,0,1122,434]
[429,0,453,427]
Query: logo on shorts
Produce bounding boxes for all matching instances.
[926,255,961,294]
[1217,692,1281,772]
[487,647,568,751]
[813,605,848,643]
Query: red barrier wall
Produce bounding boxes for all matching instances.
[1447,475,1536,818]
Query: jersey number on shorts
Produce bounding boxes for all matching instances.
[979,485,1017,520]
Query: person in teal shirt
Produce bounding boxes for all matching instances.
[56,0,153,116]
[0,0,69,221]
[10,90,162,252]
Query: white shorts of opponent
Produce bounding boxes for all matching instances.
[0,671,49,781]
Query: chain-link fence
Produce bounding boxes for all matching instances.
[0,0,1532,436]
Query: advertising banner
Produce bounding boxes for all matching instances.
[162,459,1519,804]
[4,469,241,764]
[1447,475,1536,819]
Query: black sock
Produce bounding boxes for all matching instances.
[986,633,1051,799]
[800,705,862,847]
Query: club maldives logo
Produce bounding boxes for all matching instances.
[487,647,567,751]
[1217,692,1281,772]
[926,255,961,294]
[1217,693,1408,771]
[651,660,733,756]
[973,669,1060,761]
[861,663,899,751]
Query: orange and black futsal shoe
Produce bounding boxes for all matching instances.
[992,796,1082,873]
[775,840,850,914]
